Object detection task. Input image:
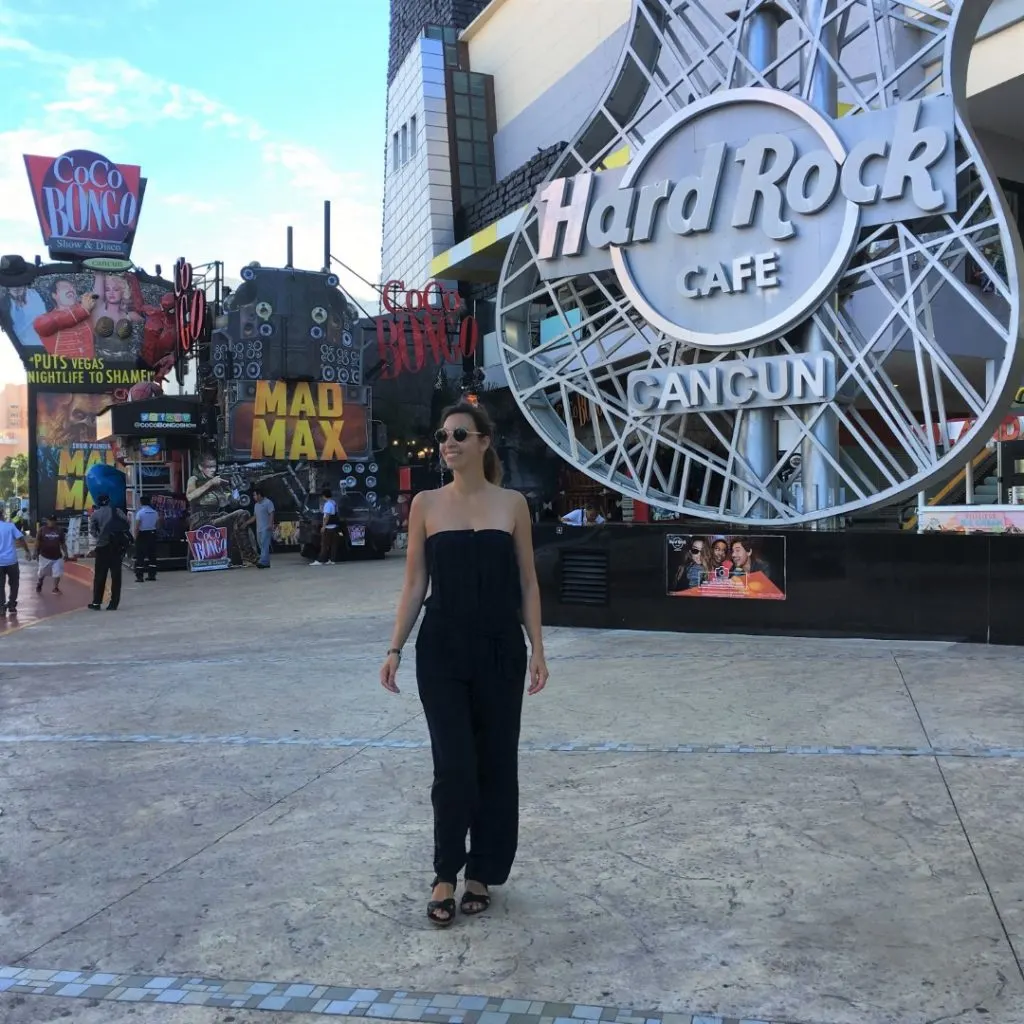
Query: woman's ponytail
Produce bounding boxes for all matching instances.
[483,447,503,485]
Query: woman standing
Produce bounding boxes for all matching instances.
[380,401,548,927]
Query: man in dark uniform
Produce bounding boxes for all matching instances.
[133,495,162,582]
[88,494,130,610]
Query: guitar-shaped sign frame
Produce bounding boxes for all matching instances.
[498,0,1024,525]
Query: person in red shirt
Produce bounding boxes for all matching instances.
[33,280,98,358]
[35,513,68,594]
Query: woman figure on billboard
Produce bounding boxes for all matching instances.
[90,273,143,327]
[670,535,710,591]
[380,401,548,927]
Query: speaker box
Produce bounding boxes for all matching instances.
[213,265,361,382]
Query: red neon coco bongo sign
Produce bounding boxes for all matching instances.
[376,279,478,380]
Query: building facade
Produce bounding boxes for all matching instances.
[0,381,28,465]
[381,0,1024,522]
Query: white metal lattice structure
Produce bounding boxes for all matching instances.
[497,0,1024,524]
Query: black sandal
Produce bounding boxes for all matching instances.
[427,880,456,927]
[460,885,490,916]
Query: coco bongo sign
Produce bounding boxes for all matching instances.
[170,257,207,386]
[535,90,959,414]
[375,279,479,380]
[24,149,146,259]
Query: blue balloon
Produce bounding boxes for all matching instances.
[86,463,127,510]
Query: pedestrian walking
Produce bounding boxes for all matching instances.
[0,506,31,617]
[380,401,548,927]
[133,495,161,582]
[35,513,68,594]
[310,487,338,565]
[88,495,130,611]
[249,487,275,568]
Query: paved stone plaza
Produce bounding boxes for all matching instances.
[1,553,1024,1024]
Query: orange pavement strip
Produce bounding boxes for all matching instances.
[0,559,94,635]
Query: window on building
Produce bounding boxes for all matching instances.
[392,115,419,173]
[447,69,496,209]
[423,24,464,68]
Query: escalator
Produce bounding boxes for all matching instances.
[902,447,998,531]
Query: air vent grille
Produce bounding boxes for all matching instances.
[559,550,609,606]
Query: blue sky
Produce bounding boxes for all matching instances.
[0,0,390,382]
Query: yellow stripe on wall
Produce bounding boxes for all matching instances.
[429,250,454,277]
[600,145,631,169]
[475,221,500,251]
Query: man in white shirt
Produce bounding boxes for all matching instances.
[311,486,339,565]
[133,495,162,582]
[0,506,31,617]
[561,503,605,526]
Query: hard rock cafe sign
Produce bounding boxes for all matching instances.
[498,0,1024,525]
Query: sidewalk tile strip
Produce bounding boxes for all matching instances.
[0,965,801,1023]
[2,732,1024,760]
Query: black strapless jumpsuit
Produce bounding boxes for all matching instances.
[415,529,528,887]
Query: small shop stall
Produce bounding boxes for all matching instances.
[94,395,204,571]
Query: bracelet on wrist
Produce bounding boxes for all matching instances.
[387,647,403,661]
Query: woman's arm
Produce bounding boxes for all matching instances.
[381,493,430,693]
[513,493,548,694]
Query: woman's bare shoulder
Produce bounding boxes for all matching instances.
[495,485,527,511]
[411,488,442,510]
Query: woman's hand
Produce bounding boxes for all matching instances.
[528,649,549,695]
[380,652,401,694]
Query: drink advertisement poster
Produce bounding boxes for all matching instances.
[666,534,787,600]
[186,524,231,572]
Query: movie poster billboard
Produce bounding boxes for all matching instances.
[34,391,126,519]
[666,534,786,600]
[0,265,175,382]
[227,380,370,462]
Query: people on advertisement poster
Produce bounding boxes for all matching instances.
[35,513,68,594]
[91,273,142,329]
[728,538,775,582]
[185,453,258,566]
[667,533,785,600]
[0,506,31,617]
[34,280,98,358]
[6,285,46,348]
[0,267,174,376]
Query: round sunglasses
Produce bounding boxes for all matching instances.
[434,427,483,444]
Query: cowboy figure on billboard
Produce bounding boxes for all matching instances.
[185,453,259,566]
[33,278,97,358]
